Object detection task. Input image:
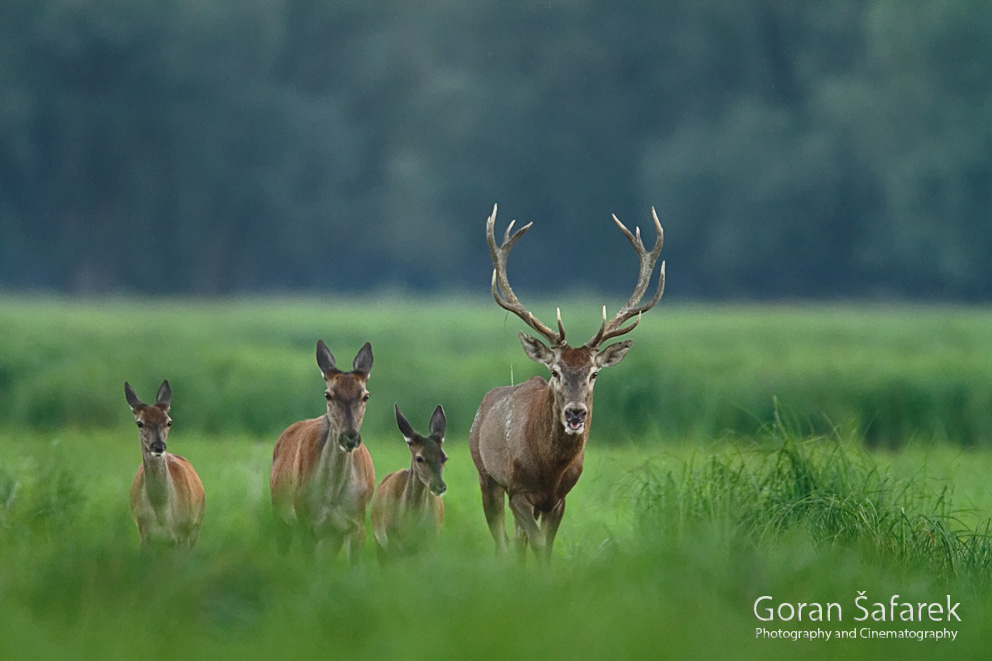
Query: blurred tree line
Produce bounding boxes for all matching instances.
[1,0,989,299]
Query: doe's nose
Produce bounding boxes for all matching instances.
[340,430,362,451]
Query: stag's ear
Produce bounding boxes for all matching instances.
[429,405,446,440]
[124,382,143,412]
[353,341,373,377]
[155,380,172,411]
[316,339,337,377]
[519,332,554,366]
[595,339,634,369]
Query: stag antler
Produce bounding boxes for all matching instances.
[486,204,565,346]
[586,208,665,348]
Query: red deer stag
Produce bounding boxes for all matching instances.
[270,340,375,560]
[470,205,664,562]
[370,404,447,562]
[125,380,205,551]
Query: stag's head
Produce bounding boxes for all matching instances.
[395,404,448,496]
[486,205,665,435]
[125,380,173,456]
[316,340,373,451]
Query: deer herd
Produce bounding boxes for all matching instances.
[126,205,664,564]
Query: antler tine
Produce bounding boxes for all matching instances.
[486,205,563,346]
[587,208,666,348]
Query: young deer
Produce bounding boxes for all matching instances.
[270,340,376,560]
[370,405,447,561]
[470,205,665,562]
[126,380,205,551]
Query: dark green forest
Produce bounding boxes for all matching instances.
[1,1,990,299]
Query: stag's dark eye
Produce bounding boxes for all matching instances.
[441,455,448,464]
[590,371,599,380]
[166,421,172,427]
[362,393,370,402]
[551,369,561,380]
[416,456,424,463]
[325,392,332,401]
[136,421,144,428]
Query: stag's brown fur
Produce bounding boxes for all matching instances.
[472,205,663,562]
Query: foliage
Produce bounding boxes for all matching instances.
[632,408,992,584]
[1,1,990,298]
[2,298,992,447]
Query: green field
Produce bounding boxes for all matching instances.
[1,297,991,659]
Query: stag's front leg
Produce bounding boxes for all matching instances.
[514,518,529,562]
[480,476,509,552]
[508,492,547,563]
[541,498,566,561]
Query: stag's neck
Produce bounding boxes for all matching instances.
[141,452,172,506]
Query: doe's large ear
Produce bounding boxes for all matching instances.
[155,380,172,411]
[429,405,446,440]
[353,341,373,377]
[595,339,634,369]
[124,382,143,412]
[518,332,554,366]
[395,404,416,442]
[316,339,337,377]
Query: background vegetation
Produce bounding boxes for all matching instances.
[1,1,990,299]
[2,297,991,447]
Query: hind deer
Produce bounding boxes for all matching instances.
[370,404,447,562]
[470,205,665,562]
[126,380,205,551]
[270,340,375,560]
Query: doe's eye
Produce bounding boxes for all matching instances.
[362,393,370,402]
[166,421,172,427]
[415,456,424,463]
[324,392,332,401]
[551,369,561,380]
[136,421,144,428]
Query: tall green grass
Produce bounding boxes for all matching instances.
[631,407,992,586]
[2,297,992,446]
[1,429,991,660]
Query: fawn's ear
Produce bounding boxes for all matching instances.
[155,380,172,412]
[395,404,416,443]
[429,405,446,441]
[316,339,337,377]
[353,341,373,377]
[124,382,143,412]
[519,332,554,367]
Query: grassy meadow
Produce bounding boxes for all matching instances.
[2,296,992,659]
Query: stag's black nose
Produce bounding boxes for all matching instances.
[565,408,587,424]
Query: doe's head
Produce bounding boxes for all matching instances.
[125,380,172,456]
[317,340,373,451]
